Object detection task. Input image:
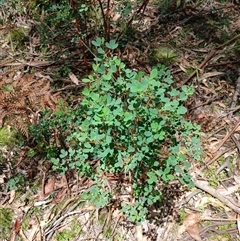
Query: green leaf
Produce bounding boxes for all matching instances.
[92,63,99,72]
[168,88,180,97]
[99,147,113,158]
[51,157,60,165]
[151,122,158,131]
[97,47,105,54]
[179,92,188,101]
[147,171,158,184]
[144,131,152,137]
[177,106,187,115]
[105,134,112,144]
[84,142,91,148]
[183,161,191,169]
[94,57,102,62]
[182,85,194,95]
[59,150,68,158]
[153,161,159,167]
[175,165,184,174]
[90,93,99,101]
[167,174,174,181]
[124,112,134,122]
[103,73,112,80]
[82,78,91,83]
[150,68,158,79]
[105,39,118,50]
[92,37,102,47]
[82,88,90,96]
[154,130,165,140]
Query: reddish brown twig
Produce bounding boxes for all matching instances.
[116,0,150,42]
[97,0,111,42]
[69,0,90,74]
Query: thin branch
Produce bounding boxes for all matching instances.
[179,33,240,87]
[229,75,240,118]
[116,0,150,42]
[97,0,109,41]
[193,178,240,214]
[69,0,89,73]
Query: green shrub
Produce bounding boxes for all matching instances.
[30,39,201,223]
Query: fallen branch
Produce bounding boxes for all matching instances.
[179,33,240,87]
[210,119,240,154]
[201,146,235,171]
[229,75,240,118]
[193,178,240,214]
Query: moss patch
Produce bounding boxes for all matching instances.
[150,45,178,65]
[0,126,16,146]
[55,219,82,241]
[0,208,14,239]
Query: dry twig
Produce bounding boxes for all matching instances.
[229,74,240,119]
[193,178,240,214]
[179,33,240,87]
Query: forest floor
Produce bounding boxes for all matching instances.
[1,0,240,240]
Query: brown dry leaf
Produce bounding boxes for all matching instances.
[237,214,240,235]
[215,101,227,108]
[0,174,5,184]
[53,188,67,203]
[44,178,55,195]
[186,223,202,241]
[112,12,121,21]
[9,190,16,204]
[14,212,23,234]
[3,61,53,67]
[38,178,55,201]
[20,218,40,241]
[178,212,201,237]
[10,212,24,241]
[69,72,79,85]
[136,225,147,241]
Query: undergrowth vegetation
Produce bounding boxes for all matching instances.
[2,0,240,239]
[29,39,202,223]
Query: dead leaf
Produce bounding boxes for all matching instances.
[69,72,79,85]
[186,223,202,241]
[9,190,16,204]
[10,212,24,241]
[44,178,55,195]
[112,12,121,21]
[14,212,23,234]
[20,218,40,241]
[136,225,148,241]
[38,178,55,201]
[215,101,227,108]
[0,174,5,184]
[178,212,201,237]
[237,214,240,235]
